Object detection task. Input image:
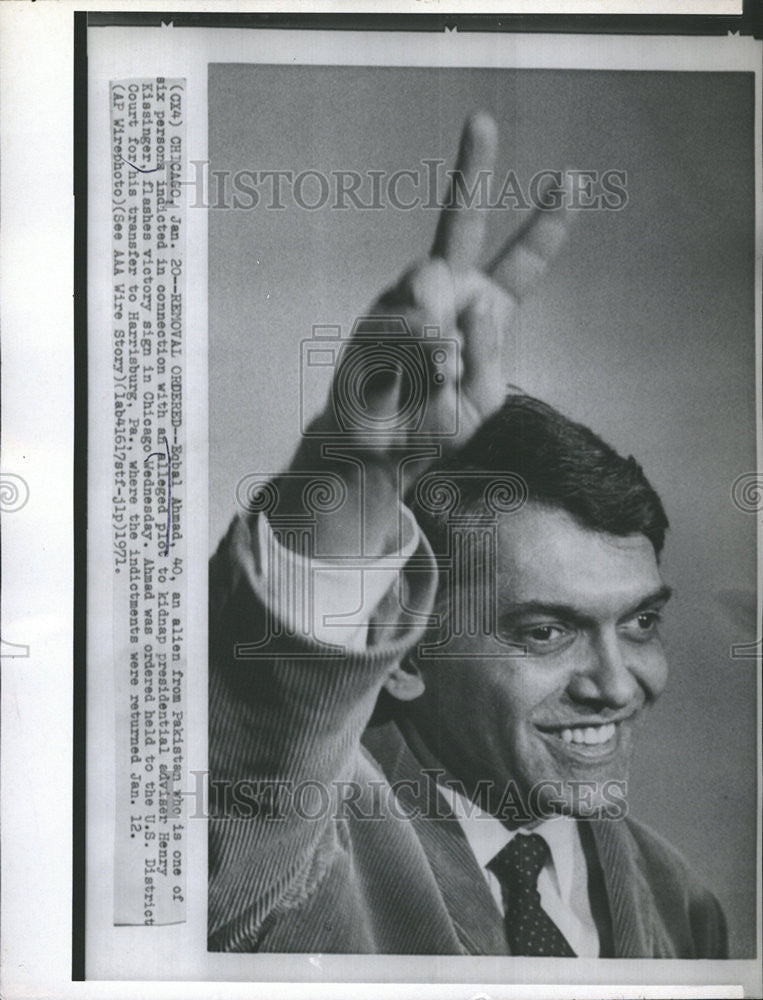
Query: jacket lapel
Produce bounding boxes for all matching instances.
[362,721,508,955]
[362,724,669,958]
[590,819,657,957]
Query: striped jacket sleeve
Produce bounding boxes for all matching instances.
[207,512,437,950]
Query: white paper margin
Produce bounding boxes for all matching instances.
[1,5,760,1000]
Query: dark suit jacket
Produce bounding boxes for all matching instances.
[208,514,728,957]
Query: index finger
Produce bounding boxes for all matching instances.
[430,111,498,270]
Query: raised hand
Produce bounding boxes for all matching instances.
[355,111,572,455]
[284,111,574,556]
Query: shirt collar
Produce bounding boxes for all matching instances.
[436,782,580,904]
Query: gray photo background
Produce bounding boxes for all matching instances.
[208,64,758,957]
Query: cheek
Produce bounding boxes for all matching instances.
[633,644,669,699]
[481,660,564,722]
[422,659,522,732]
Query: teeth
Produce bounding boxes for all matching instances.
[559,723,616,746]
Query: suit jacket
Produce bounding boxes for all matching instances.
[208,514,728,957]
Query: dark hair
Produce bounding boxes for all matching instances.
[368,394,669,723]
[409,393,669,556]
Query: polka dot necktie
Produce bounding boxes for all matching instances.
[487,832,576,957]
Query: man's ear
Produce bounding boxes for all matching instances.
[382,660,425,701]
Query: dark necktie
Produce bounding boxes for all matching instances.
[487,832,577,957]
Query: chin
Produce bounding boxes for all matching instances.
[517,761,632,823]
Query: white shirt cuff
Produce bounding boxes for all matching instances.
[255,505,421,650]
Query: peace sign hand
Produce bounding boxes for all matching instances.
[358,111,573,456]
[287,112,573,555]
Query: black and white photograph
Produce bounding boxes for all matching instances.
[1,8,761,1000]
[207,59,758,962]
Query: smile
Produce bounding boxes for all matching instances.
[559,723,615,745]
[536,719,627,760]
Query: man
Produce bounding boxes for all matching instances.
[208,113,727,956]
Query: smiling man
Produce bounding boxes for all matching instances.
[398,395,673,827]
[208,114,728,956]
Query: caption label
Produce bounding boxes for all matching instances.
[110,77,187,925]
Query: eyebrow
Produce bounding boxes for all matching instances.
[499,585,674,626]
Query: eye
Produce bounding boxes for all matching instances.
[513,623,574,654]
[527,625,561,642]
[619,610,662,642]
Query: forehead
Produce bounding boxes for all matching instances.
[494,503,663,613]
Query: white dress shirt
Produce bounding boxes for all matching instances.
[436,782,599,956]
[255,506,600,956]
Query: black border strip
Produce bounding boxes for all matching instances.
[86,6,762,38]
[72,8,88,983]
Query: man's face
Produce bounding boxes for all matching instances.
[404,502,670,822]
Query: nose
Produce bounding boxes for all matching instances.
[566,630,639,710]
